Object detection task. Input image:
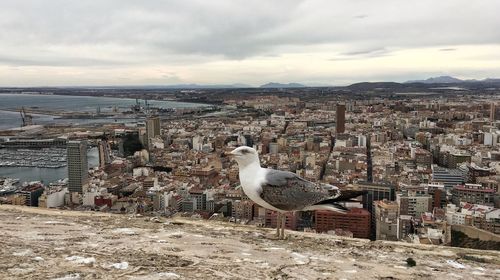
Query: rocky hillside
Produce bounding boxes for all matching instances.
[1,205,499,280]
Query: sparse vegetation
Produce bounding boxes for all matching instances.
[122,133,143,156]
[406,257,416,267]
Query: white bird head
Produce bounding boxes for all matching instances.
[227,146,260,168]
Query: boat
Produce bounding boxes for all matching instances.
[0,178,20,195]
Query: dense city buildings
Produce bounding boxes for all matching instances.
[1,85,499,249]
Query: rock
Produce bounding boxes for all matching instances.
[1,205,499,280]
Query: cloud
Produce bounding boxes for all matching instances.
[0,55,125,67]
[354,14,369,19]
[0,0,499,85]
[334,48,391,59]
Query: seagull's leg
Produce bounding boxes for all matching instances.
[280,213,286,239]
[276,212,281,238]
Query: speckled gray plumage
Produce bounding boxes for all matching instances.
[260,169,337,211]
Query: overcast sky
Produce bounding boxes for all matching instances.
[1,0,499,86]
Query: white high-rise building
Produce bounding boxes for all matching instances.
[67,140,88,194]
[484,131,499,146]
[358,135,367,147]
[192,135,203,151]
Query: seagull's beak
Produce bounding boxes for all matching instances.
[223,151,236,158]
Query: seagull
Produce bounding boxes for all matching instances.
[226,146,366,239]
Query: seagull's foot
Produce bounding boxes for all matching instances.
[279,232,287,240]
[266,232,282,240]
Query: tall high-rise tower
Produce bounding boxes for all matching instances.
[336,104,346,134]
[491,103,497,121]
[98,140,111,168]
[67,140,88,193]
[366,135,373,183]
[146,116,161,148]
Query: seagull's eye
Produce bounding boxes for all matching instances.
[241,149,250,154]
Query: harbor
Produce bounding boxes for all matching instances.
[0,148,67,168]
[0,93,210,130]
[0,147,99,185]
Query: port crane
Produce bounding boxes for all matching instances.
[20,107,33,127]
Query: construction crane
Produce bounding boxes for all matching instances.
[145,98,150,115]
[20,107,33,127]
[131,98,141,113]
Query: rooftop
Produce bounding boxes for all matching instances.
[454,185,496,193]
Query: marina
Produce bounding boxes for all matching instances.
[0,147,99,185]
[0,93,207,184]
[0,148,67,168]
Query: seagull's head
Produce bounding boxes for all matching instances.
[227,146,260,168]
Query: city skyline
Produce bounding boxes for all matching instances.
[1,1,499,276]
[1,0,500,86]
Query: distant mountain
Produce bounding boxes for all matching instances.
[158,83,253,89]
[303,82,334,87]
[230,83,254,88]
[405,76,500,86]
[346,82,407,91]
[260,82,306,88]
[482,78,500,83]
[406,76,464,84]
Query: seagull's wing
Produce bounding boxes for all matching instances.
[313,189,367,205]
[259,169,333,211]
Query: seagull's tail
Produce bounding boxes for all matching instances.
[303,190,368,213]
[302,204,348,214]
[318,190,368,205]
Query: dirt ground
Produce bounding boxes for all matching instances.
[1,205,499,280]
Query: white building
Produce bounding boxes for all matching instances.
[485,209,500,222]
[192,135,203,151]
[133,167,152,177]
[335,139,352,148]
[357,135,367,147]
[484,131,499,146]
[42,187,68,208]
[445,204,466,225]
[82,187,108,207]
